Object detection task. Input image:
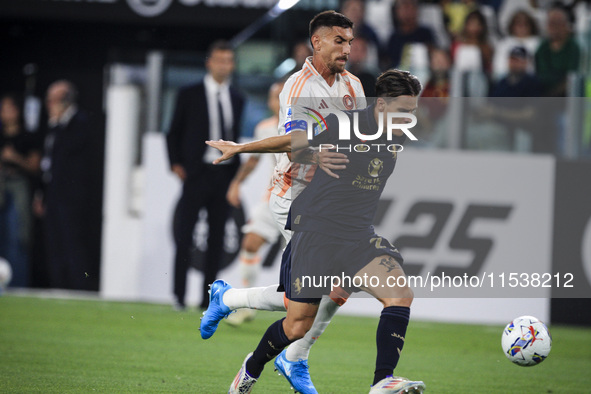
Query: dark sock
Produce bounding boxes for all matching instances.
[246,318,293,378]
[373,306,410,385]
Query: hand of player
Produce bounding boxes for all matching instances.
[206,140,240,164]
[315,147,349,179]
[226,180,241,208]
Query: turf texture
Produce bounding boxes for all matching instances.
[1,294,590,393]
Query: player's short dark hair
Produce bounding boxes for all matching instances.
[309,10,354,40]
[207,40,234,58]
[375,69,422,98]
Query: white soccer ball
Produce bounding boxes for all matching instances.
[501,315,552,366]
[0,257,12,290]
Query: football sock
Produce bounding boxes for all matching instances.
[373,306,410,385]
[222,285,286,311]
[239,250,261,287]
[246,318,293,378]
[285,296,339,361]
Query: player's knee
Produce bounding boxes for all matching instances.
[398,286,414,306]
[380,286,414,308]
[283,318,313,341]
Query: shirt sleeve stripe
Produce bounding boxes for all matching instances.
[291,71,313,106]
[287,70,311,105]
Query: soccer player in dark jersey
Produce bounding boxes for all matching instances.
[208,69,425,394]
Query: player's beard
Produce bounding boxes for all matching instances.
[328,56,348,74]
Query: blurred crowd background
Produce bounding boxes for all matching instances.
[0,0,589,301]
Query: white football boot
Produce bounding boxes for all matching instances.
[369,376,425,394]
[228,353,257,394]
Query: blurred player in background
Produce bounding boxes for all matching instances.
[224,82,284,326]
[201,10,365,394]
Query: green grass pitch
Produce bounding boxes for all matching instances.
[1,294,590,393]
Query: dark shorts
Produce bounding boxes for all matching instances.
[279,231,403,303]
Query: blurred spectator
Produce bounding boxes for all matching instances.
[493,10,541,79]
[341,0,381,49]
[274,40,312,79]
[38,80,104,291]
[478,47,551,153]
[451,10,494,73]
[498,0,546,39]
[166,40,245,310]
[346,36,378,97]
[416,48,452,147]
[535,3,580,96]
[480,0,504,14]
[340,0,382,69]
[491,46,542,97]
[292,40,313,70]
[441,0,479,38]
[421,48,452,120]
[423,48,452,98]
[386,0,436,68]
[0,93,41,287]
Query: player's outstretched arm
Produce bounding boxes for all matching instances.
[206,132,309,164]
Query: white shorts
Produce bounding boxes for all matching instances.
[269,192,292,244]
[241,199,281,243]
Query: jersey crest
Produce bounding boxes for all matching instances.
[368,158,384,178]
[343,94,354,110]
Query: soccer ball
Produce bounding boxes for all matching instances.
[0,257,12,293]
[501,315,552,366]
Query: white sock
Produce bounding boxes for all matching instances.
[285,296,340,361]
[222,285,286,311]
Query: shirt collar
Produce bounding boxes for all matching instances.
[204,73,230,93]
[302,56,320,76]
[48,105,78,128]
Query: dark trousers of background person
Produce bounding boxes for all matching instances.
[44,201,101,291]
[173,165,234,309]
[0,193,28,287]
[0,176,33,287]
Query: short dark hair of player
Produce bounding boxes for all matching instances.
[309,10,354,40]
[207,40,234,58]
[375,69,422,98]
